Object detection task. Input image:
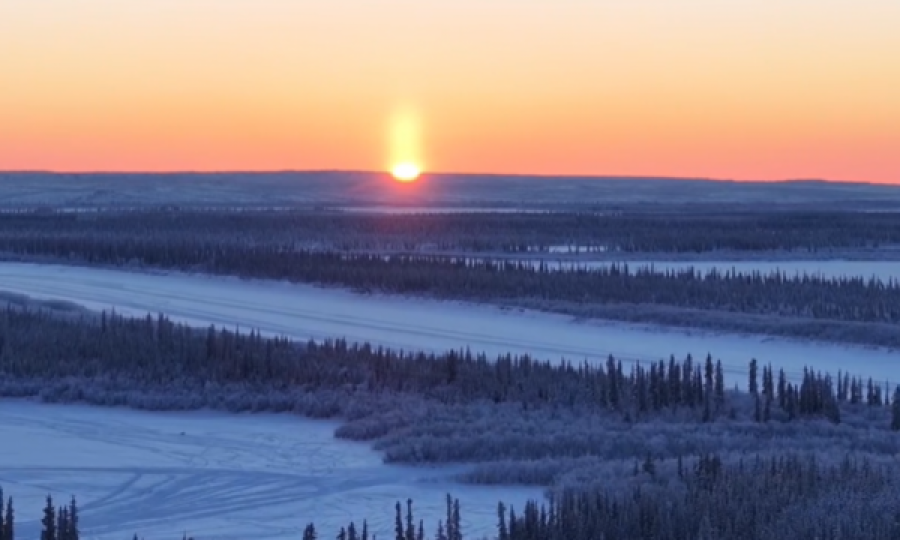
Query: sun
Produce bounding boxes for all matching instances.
[392,162,421,183]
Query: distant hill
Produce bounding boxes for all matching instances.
[1,171,898,210]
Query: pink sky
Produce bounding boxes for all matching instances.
[1,0,898,183]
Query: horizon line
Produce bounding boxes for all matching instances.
[0,169,885,187]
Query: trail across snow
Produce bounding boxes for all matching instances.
[0,401,539,540]
[0,262,897,387]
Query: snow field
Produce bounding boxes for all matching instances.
[0,262,897,389]
[1,261,899,538]
[0,401,540,540]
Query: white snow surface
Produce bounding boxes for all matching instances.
[0,401,540,540]
[0,262,898,387]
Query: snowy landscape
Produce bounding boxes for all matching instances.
[1,262,898,388]
[0,401,539,540]
[3,181,900,539]
[6,0,900,534]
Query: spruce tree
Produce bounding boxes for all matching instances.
[3,497,12,540]
[444,495,454,540]
[749,359,758,395]
[715,360,725,407]
[891,386,900,431]
[68,496,79,540]
[395,501,404,540]
[607,355,619,408]
[451,498,461,540]
[405,499,415,540]
[777,369,787,407]
[56,507,67,540]
[41,495,56,540]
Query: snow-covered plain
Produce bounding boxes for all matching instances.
[0,401,540,540]
[0,262,897,387]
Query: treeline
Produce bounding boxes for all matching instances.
[0,491,79,540]
[2,305,899,464]
[3,225,900,324]
[2,209,900,253]
[505,453,900,540]
[7,453,900,540]
[2,306,894,425]
[4,306,900,538]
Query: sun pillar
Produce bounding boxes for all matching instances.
[388,107,424,181]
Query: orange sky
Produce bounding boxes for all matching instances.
[1,0,898,183]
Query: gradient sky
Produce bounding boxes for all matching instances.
[1,1,898,182]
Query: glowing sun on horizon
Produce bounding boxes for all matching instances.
[392,162,421,183]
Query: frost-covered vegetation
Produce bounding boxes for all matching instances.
[3,305,900,492]
[3,210,900,347]
[6,207,900,539]
[0,491,82,540]
[2,208,900,253]
[7,448,900,539]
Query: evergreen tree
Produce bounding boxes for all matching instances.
[891,386,900,431]
[668,355,681,406]
[451,498,461,540]
[749,359,758,395]
[303,523,317,540]
[41,495,55,540]
[406,499,415,540]
[56,507,67,540]
[607,355,619,408]
[444,495,455,540]
[395,502,404,540]
[3,497,12,540]
[68,496,79,540]
[714,360,725,407]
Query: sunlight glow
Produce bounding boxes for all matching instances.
[392,162,421,182]
[388,107,424,181]
[2,2,898,181]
